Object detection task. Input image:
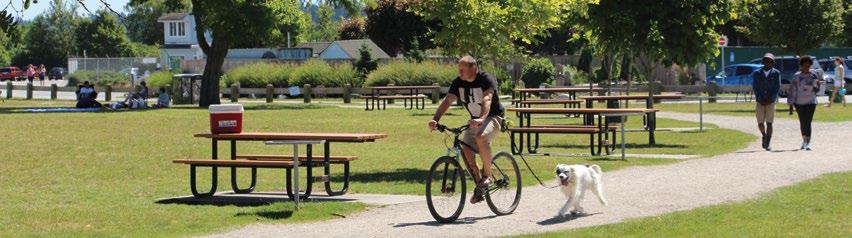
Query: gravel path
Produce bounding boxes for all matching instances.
[207,112,852,238]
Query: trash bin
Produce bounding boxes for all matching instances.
[605,99,627,124]
[172,74,202,105]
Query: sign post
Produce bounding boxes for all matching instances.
[719,35,728,70]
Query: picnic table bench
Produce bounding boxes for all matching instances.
[580,94,685,144]
[507,108,658,155]
[364,86,438,110]
[174,132,387,201]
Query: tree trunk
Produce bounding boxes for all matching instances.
[199,51,225,107]
[620,55,631,96]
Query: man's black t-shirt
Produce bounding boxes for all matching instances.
[448,71,504,119]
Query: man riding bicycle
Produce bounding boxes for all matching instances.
[428,56,505,204]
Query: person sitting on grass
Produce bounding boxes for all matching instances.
[152,87,170,108]
[75,81,104,109]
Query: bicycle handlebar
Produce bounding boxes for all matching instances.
[435,123,468,135]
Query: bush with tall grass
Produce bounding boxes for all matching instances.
[68,70,129,86]
[222,62,293,88]
[145,71,173,89]
[366,61,456,86]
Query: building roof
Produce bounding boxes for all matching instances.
[158,13,190,22]
[331,39,391,59]
[294,42,332,56]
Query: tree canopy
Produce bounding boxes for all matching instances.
[737,0,845,54]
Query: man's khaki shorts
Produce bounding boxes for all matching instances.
[756,103,776,123]
[463,116,502,152]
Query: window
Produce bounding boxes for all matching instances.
[735,66,754,76]
[168,22,186,37]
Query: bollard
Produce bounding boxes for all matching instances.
[26,82,33,99]
[5,81,11,99]
[266,84,274,103]
[230,84,239,102]
[105,85,112,102]
[707,82,718,103]
[303,84,312,103]
[343,84,352,104]
[50,84,57,100]
[431,83,440,104]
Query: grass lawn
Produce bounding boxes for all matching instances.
[650,102,852,122]
[513,171,852,238]
[0,99,753,236]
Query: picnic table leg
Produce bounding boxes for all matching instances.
[324,141,350,196]
[190,140,219,197]
[230,140,256,194]
[285,144,314,200]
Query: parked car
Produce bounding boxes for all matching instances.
[709,64,763,86]
[0,66,22,81]
[48,67,67,80]
[748,56,827,96]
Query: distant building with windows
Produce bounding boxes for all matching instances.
[157,13,206,70]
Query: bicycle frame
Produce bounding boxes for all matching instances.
[440,125,485,185]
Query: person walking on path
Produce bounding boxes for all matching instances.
[787,56,822,151]
[752,53,781,151]
[38,64,46,86]
[826,57,846,108]
[25,64,35,84]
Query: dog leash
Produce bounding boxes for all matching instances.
[502,119,560,189]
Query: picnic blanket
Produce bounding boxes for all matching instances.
[20,108,103,113]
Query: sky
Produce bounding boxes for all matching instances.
[4,0,130,21]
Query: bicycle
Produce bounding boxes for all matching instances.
[426,123,522,223]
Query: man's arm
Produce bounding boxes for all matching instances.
[478,89,494,121]
[429,94,457,130]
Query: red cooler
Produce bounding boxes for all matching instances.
[209,104,244,134]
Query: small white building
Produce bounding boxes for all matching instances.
[319,39,390,60]
[157,13,207,70]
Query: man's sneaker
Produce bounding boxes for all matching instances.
[765,136,772,151]
[470,187,484,204]
[761,136,768,150]
[805,143,813,151]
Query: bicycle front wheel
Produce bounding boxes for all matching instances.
[485,151,522,216]
[425,156,466,223]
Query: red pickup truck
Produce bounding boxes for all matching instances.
[0,67,22,81]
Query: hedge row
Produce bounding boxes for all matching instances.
[68,70,129,86]
[221,60,360,88]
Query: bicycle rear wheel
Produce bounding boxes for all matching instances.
[485,151,522,215]
[425,156,466,223]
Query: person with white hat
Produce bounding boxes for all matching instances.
[751,52,781,151]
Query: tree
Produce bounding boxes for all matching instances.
[738,0,845,54]
[125,0,190,45]
[365,0,435,57]
[77,10,134,57]
[339,17,366,40]
[516,22,582,56]
[354,43,377,78]
[404,38,425,63]
[21,0,81,67]
[305,4,339,42]
[411,0,568,60]
[266,0,312,47]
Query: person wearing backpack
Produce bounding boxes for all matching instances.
[787,56,822,151]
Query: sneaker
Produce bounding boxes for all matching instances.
[470,187,484,204]
[801,142,807,150]
[761,136,768,150]
[805,143,812,151]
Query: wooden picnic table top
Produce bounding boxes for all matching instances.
[507,108,659,114]
[515,99,584,104]
[194,132,388,142]
[580,94,686,100]
[369,85,440,90]
[514,87,606,93]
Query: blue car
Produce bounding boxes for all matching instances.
[709,64,763,86]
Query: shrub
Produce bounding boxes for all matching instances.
[222,62,292,88]
[145,71,173,89]
[329,63,362,87]
[562,64,590,85]
[354,43,378,78]
[68,70,129,86]
[289,59,334,87]
[521,58,554,88]
[366,61,456,86]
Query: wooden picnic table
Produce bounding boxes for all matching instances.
[178,132,387,200]
[365,86,439,110]
[580,94,684,144]
[513,87,606,103]
[507,108,658,155]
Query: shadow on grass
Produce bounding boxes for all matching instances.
[393,215,498,227]
[155,194,356,207]
[235,210,294,220]
[350,168,429,184]
[540,143,687,150]
[537,212,601,226]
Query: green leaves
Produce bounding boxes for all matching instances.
[738,0,845,54]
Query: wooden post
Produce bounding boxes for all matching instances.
[707,82,718,103]
[431,83,440,104]
[230,84,239,102]
[105,85,112,102]
[5,81,11,99]
[266,84,274,103]
[50,84,57,100]
[303,84,312,103]
[343,84,352,104]
[26,82,32,99]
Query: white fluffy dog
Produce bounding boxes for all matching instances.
[555,164,608,217]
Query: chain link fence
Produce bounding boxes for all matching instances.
[67,57,161,86]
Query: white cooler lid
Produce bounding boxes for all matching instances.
[209,104,244,113]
